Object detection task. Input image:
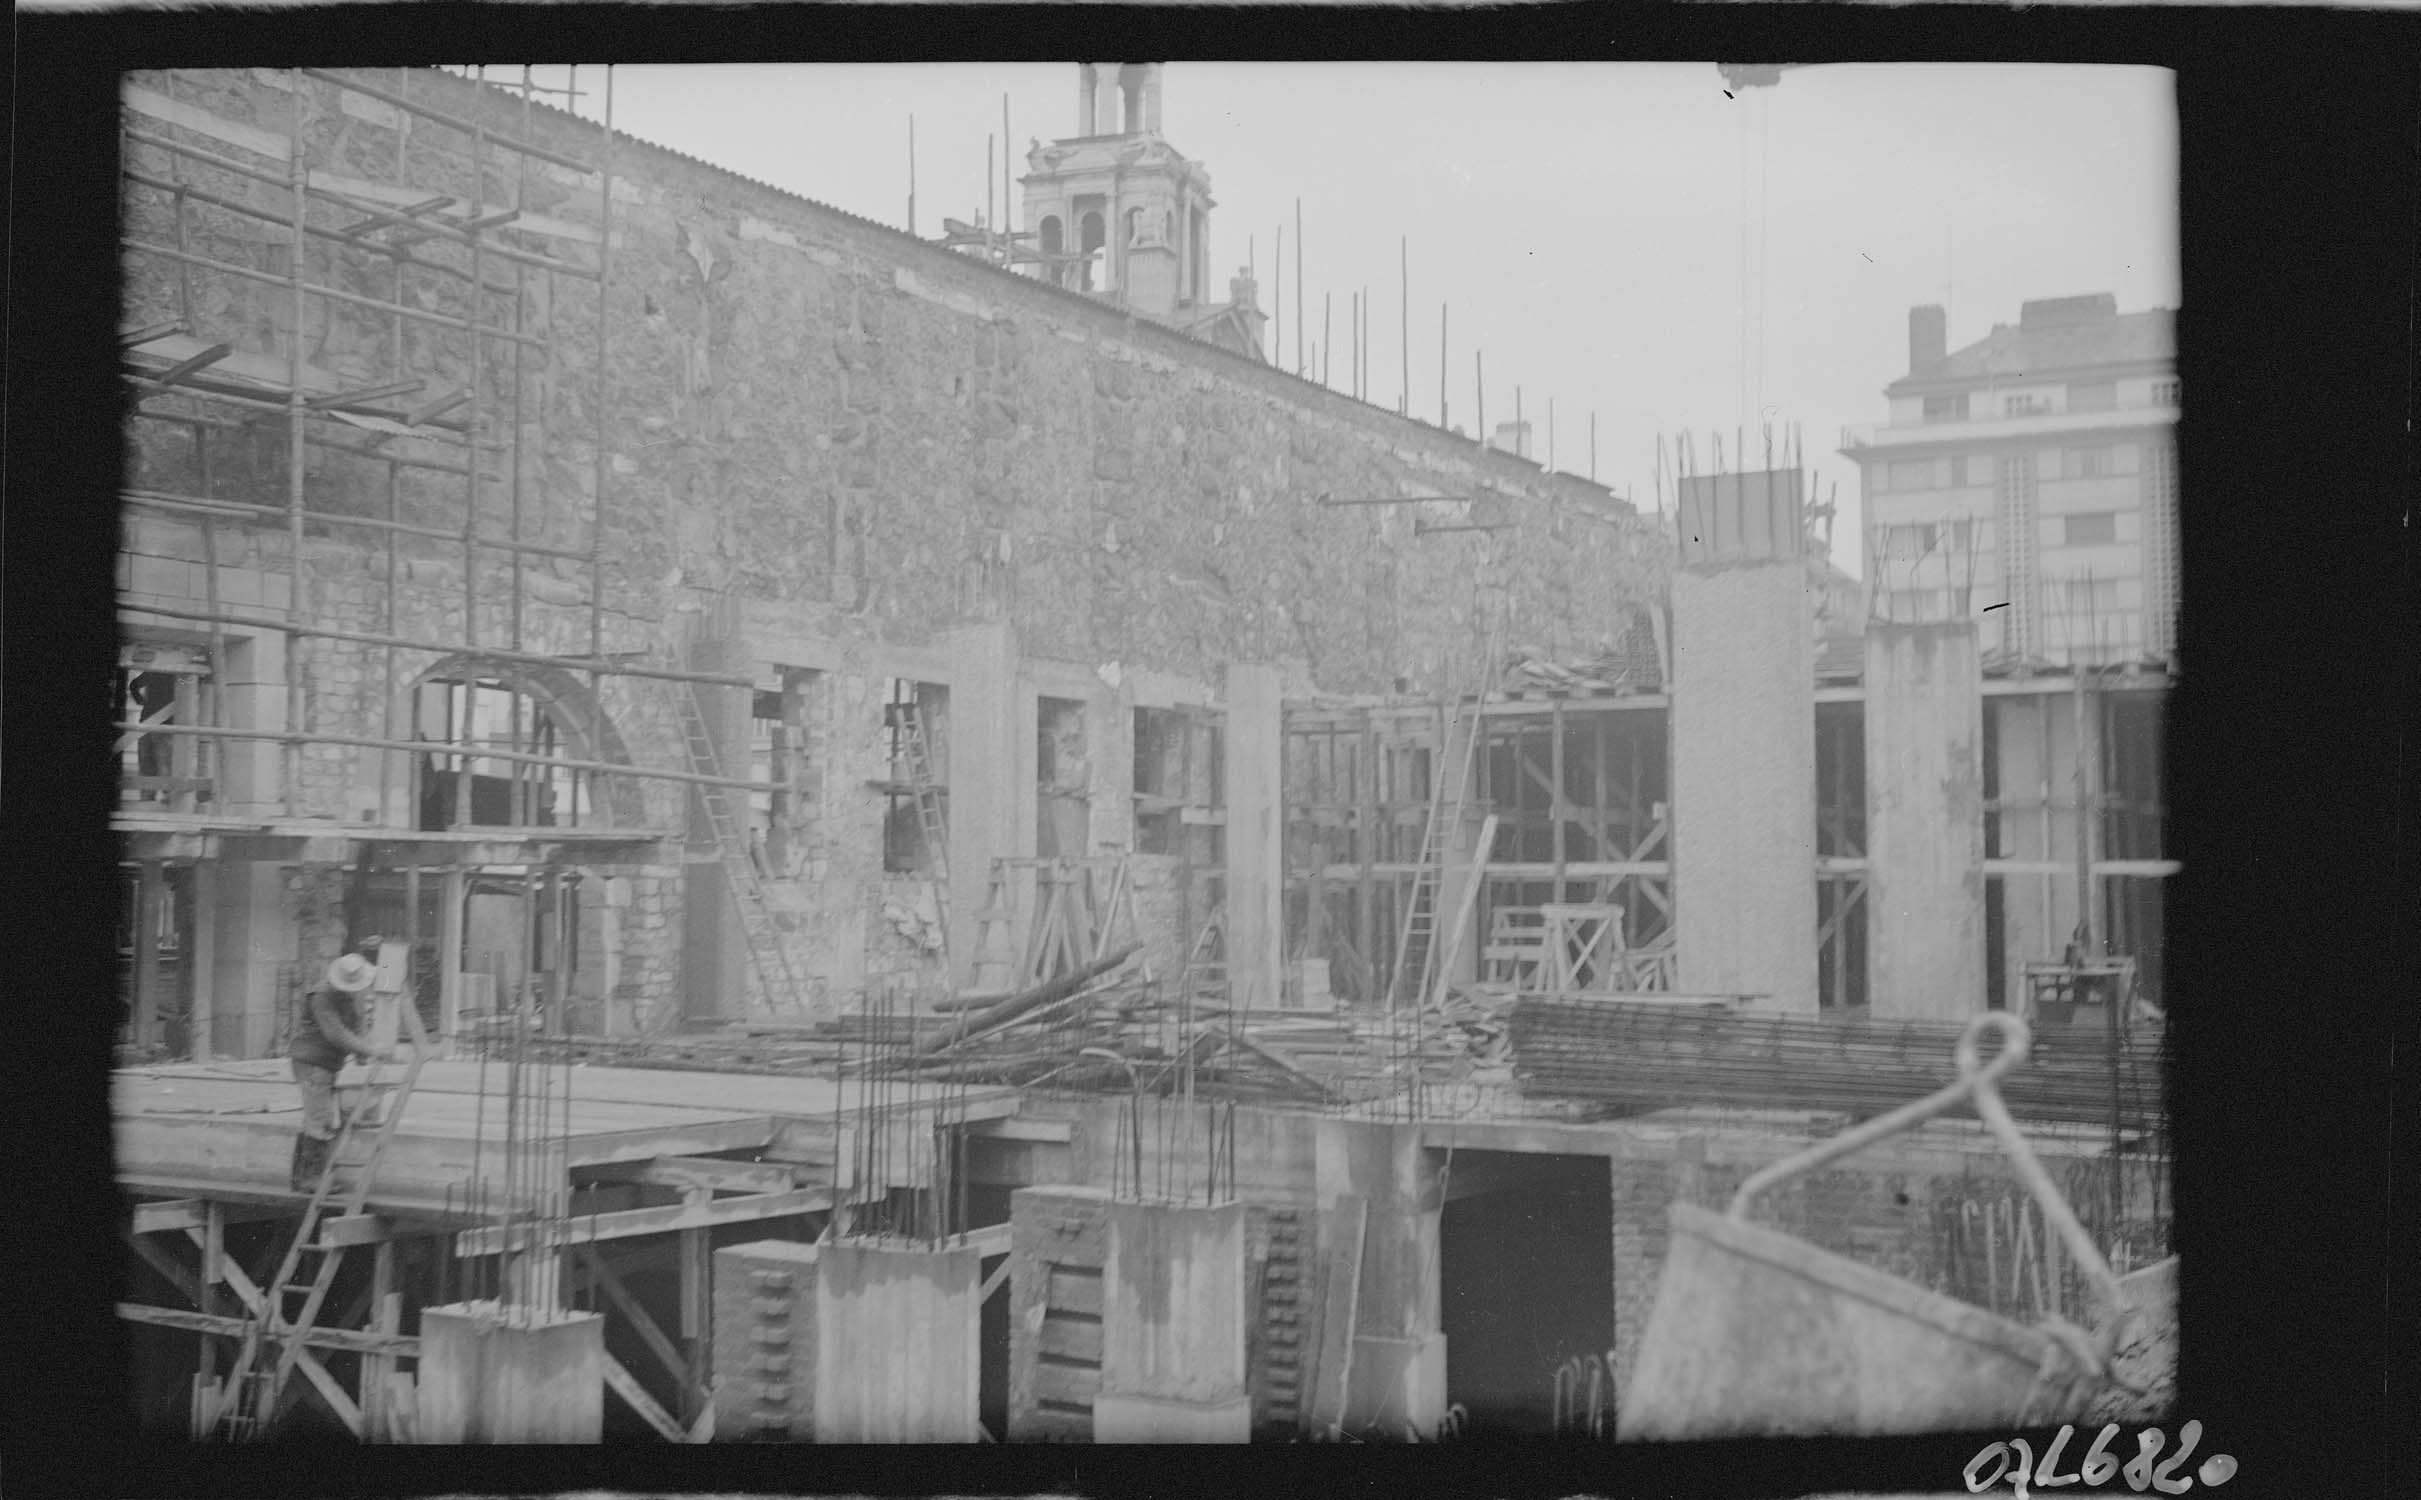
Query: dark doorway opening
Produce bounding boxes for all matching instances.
[1436,1150,1614,1437]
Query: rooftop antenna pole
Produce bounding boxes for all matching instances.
[986,133,995,241]
[1439,304,1448,428]
[1295,197,1304,376]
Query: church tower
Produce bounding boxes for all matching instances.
[1020,64,1220,325]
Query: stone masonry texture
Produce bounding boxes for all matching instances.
[121,68,1667,1027]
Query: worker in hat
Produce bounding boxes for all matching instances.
[287,937,405,1194]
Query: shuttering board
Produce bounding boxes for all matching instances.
[1007,1188,1111,1442]
[1304,1195,1367,1434]
[1248,1204,1315,1435]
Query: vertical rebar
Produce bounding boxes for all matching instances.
[509,67,531,661]
[588,67,614,830]
[463,70,486,666]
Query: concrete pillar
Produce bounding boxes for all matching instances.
[1222,663,1285,1013]
[1668,472,1818,1011]
[1092,65,1122,137]
[216,629,287,816]
[1076,64,1098,136]
[416,1303,604,1443]
[946,622,1023,982]
[1094,1200,1251,1442]
[1315,1120,1446,1437]
[210,861,293,1058]
[712,1240,818,1441]
[1863,622,1986,1020]
[816,1241,983,1441]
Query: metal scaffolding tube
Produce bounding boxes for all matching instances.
[300,68,600,176]
[120,161,584,292]
[114,718,764,798]
[133,405,504,479]
[124,375,491,449]
[122,239,548,350]
[115,598,754,689]
[124,487,588,560]
[283,69,309,820]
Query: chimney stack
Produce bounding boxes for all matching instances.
[1909,304,1948,376]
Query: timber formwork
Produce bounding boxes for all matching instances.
[116,1057,1020,1440]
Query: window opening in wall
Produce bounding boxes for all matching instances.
[2005,393,2048,416]
[1132,706,1221,862]
[1921,393,1969,423]
[118,861,195,1058]
[2150,379,2180,406]
[881,678,949,876]
[2061,512,2118,547]
[2099,691,2166,1007]
[2067,380,2117,413]
[2067,447,2113,479]
[1814,701,1868,1012]
[1076,203,1107,292]
[413,675,590,830]
[1037,696,1091,857]
[118,640,216,812]
[1887,458,1938,491]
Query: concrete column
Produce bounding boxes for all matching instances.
[210,861,293,1058]
[188,859,216,1060]
[946,622,1023,982]
[1668,473,1818,1011]
[1863,622,1986,1020]
[217,630,287,816]
[1076,65,1098,136]
[1222,663,1285,1013]
[816,1241,983,1441]
[1094,1199,1251,1441]
[1093,65,1123,136]
[416,1303,604,1442]
[1314,1119,1446,1437]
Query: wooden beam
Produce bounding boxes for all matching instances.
[457,1190,827,1258]
[602,1353,689,1442]
[118,1301,419,1357]
[315,1213,407,1249]
[979,1255,1012,1304]
[582,1156,806,1198]
[967,1117,1073,1143]
[125,1228,203,1307]
[131,1198,292,1236]
[953,1223,1013,1258]
[577,1244,692,1398]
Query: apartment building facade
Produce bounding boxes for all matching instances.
[1843,295,2179,666]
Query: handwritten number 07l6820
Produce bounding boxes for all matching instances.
[1965,1423,2236,1498]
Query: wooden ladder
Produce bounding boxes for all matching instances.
[211,1002,432,1439]
[677,682,812,1018]
[1386,591,1508,1012]
[894,700,953,968]
[964,862,1022,993]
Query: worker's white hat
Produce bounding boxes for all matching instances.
[326,953,378,994]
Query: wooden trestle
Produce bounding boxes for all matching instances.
[116,1058,1019,1439]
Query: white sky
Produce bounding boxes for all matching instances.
[505,62,2179,577]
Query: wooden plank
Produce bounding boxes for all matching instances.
[579,1245,691,1398]
[1038,1318,1104,1364]
[131,1198,292,1236]
[117,1301,420,1357]
[125,1228,202,1307]
[969,1117,1073,1143]
[1305,1195,1366,1434]
[1046,1264,1104,1316]
[1031,1357,1101,1406]
[603,1352,689,1442]
[453,1186,828,1257]
[583,1156,807,1197]
[979,1256,1012,1304]
[953,1223,1013,1257]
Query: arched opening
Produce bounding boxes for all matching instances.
[406,660,639,831]
[1039,215,1063,255]
[1078,210,1106,292]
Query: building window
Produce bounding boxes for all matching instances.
[881,679,949,876]
[2067,380,2118,413]
[2004,393,2048,417]
[118,640,215,811]
[2059,577,2122,614]
[1921,393,1969,424]
[2151,379,2180,407]
[2062,512,2118,547]
[414,674,591,829]
[1133,706,1222,859]
[750,669,821,879]
[1886,458,1939,491]
[2067,447,2114,478]
[1037,696,1091,857]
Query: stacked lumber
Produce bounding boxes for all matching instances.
[1507,997,2164,1129]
